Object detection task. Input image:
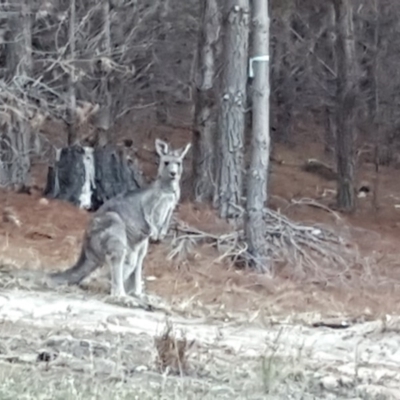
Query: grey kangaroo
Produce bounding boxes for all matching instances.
[49,139,191,298]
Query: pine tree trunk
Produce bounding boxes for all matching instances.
[245,0,270,272]
[192,0,220,202]
[93,0,113,146]
[154,0,171,125]
[323,105,336,154]
[67,0,77,145]
[0,0,32,189]
[276,7,294,144]
[216,0,250,219]
[334,0,358,212]
[324,3,337,154]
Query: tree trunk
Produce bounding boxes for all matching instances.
[216,0,250,219]
[367,0,381,129]
[275,7,294,144]
[333,0,358,212]
[324,3,337,155]
[371,0,381,211]
[245,0,270,272]
[154,0,171,125]
[44,145,144,211]
[93,0,113,146]
[0,0,32,189]
[67,0,77,145]
[192,0,220,202]
[324,104,336,154]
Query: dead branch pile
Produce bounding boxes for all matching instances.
[169,208,362,285]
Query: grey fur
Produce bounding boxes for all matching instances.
[49,139,191,297]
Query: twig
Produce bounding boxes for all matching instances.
[169,207,362,287]
[287,197,342,221]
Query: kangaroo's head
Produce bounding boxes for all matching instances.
[155,139,191,183]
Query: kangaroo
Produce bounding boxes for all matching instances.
[48,139,191,298]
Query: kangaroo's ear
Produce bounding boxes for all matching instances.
[155,139,169,156]
[178,143,191,160]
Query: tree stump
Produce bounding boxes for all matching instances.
[44,144,144,211]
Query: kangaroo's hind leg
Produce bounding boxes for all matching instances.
[106,245,127,297]
[125,238,149,297]
[101,212,128,297]
[122,248,138,291]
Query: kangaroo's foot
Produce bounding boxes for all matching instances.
[104,293,154,311]
[131,292,172,314]
[44,273,64,289]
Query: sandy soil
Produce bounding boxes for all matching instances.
[1,287,400,399]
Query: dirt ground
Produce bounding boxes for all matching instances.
[1,120,400,399]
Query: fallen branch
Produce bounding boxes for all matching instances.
[287,197,342,221]
[169,208,362,286]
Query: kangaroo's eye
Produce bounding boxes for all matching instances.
[164,161,169,166]
[177,162,181,167]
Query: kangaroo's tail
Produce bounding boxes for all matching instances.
[48,249,99,286]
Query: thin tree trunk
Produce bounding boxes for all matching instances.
[371,0,381,211]
[192,0,220,202]
[1,0,32,189]
[245,0,270,272]
[368,0,381,128]
[94,0,112,146]
[67,0,77,145]
[324,104,336,154]
[334,0,358,212]
[276,8,293,144]
[324,3,337,155]
[216,0,250,219]
[154,0,171,125]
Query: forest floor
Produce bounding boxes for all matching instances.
[0,121,400,399]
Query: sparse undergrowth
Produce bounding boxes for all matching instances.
[0,351,354,400]
[169,206,378,288]
[0,365,247,400]
[0,326,311,400]
[0,289,399,400]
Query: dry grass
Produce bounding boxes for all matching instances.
[154,320,193,375]
[0,364,228,400]
[0,307,397,400]
[0,319,322,400]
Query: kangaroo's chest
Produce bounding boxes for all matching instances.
[152,192,178,227]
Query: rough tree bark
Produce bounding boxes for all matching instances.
[371,0,382,211]
[93,0,113,146]
[324,105,336,154]
[216,0,250,219]
[0,0,32,189]
[154,0,171,125]
[245,0,270,271]
[333,0,358,212]
[192,0,220,202]
[67,0,77,145]
[275,4,294,144]
[324,3,337,154]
